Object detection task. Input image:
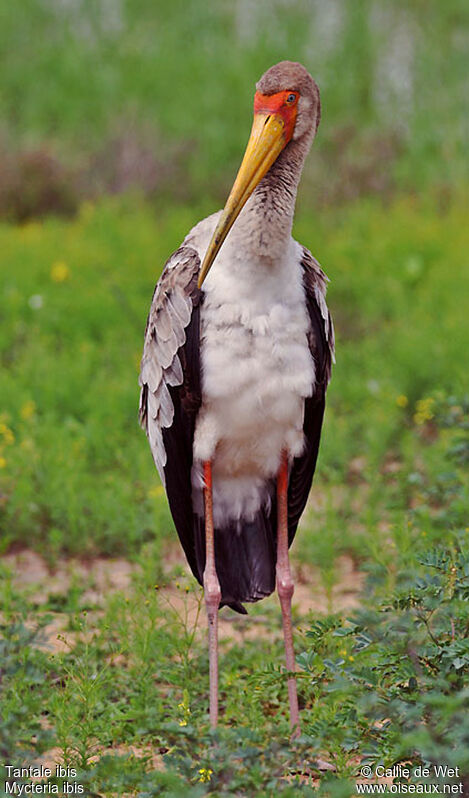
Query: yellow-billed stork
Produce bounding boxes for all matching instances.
[139,61,334,735]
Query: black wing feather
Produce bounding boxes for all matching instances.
[286,247,334,545]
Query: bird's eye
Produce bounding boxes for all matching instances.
[286,93,297,105]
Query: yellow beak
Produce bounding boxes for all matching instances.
[198,113,287,288]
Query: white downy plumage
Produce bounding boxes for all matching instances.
[185,207,316,527]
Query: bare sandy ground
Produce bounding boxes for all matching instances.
[2,547,364,650]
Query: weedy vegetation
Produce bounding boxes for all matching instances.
[1,195,468,795]
[1,0,468,794]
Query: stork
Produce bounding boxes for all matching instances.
[139,61,334,736]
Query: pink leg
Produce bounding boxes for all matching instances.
[203,460,221,728]
[276,450,300,737]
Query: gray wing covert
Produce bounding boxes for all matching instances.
[138,246,201,487]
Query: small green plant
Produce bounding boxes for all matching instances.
[0,617,54,761]
[50,613,124,769]
[296,394,469,786]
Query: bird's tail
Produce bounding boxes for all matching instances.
[193,503,277,614]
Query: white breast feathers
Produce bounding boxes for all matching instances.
[186,214,315,527]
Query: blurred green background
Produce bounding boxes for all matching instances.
[0,0,468,217]
[1,2,469,791]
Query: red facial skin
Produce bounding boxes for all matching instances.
[253,90,299,145]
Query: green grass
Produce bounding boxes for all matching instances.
[1,192,467,556]
[1,394,467,795]
[0,192,468,794]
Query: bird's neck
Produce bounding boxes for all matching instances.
[228,138,307,263]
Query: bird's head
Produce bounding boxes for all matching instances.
[198,61,320,288]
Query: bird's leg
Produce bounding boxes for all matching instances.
[203,460,221,729]
[276,450,300,737]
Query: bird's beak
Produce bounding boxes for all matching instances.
[198,111,289,288]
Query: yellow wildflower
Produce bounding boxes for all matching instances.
[178,691,191,726]
[396,394,408,408]
[20,400,36,421]
[413,397,435,425]
[198,768,213,783]
[50,261,70,283]
[0,423,14,445]
[0,456,6,469]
